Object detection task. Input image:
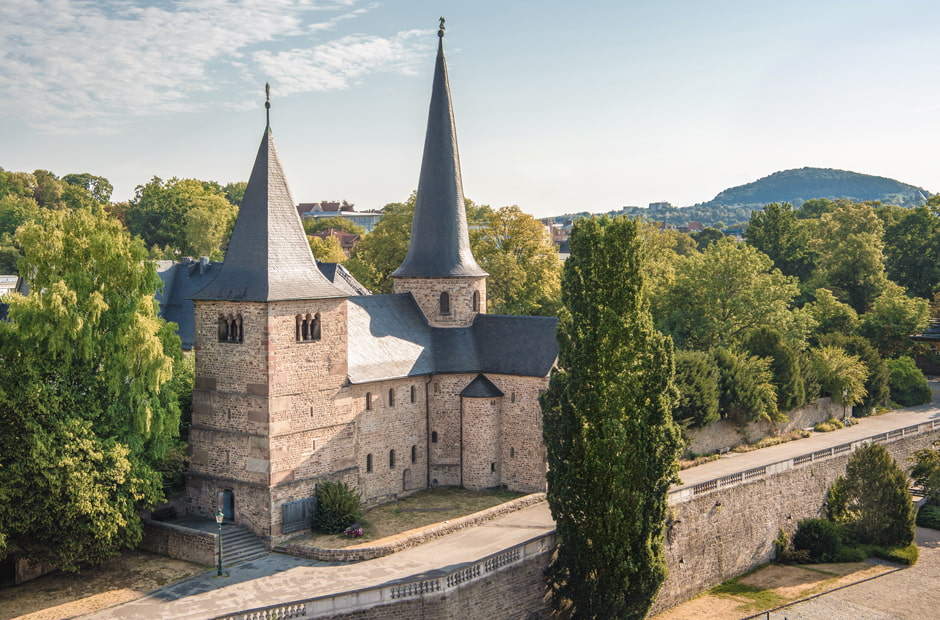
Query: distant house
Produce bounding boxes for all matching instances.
[297,201,384,233]
[310,228,361,256]
[0,275,24,321]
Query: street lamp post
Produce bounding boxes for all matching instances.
[842,387,848,421]
[215,509,224,576]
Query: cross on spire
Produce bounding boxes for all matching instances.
[264,82,271,130]
[438,16,445,38]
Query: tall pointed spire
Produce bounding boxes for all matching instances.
[393,20,486,279]
[193,87,346,301]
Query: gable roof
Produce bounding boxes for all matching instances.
[192,124,346,302]
[392,30,485,280]
[346,294,558,384]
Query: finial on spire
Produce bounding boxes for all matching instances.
[438,16,445,38]
[264,82,271,129]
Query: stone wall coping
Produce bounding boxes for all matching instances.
[144,518,218,541]
[668,418,940,505]
[216,531,556,620]
[274,492,546,563]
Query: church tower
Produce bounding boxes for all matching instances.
[186,90,350,541]
[392,19,487,327]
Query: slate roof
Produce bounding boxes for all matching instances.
[461,374,504,398]
[192,123,346,302]
[347,294,558,384]
[392,31,486,279]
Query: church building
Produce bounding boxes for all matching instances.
[183,25,558,545]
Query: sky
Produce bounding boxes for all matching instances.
[3,0,940,219]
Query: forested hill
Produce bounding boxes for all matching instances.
[561,168,932,228]
[703,167,930,210]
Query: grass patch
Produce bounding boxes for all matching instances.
[917,504,940,530]
[291,486,524,548]
[679,453,721,470]
[709,578,788,612]
[872,543,919,565]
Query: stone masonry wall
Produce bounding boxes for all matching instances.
[487,374,549,493]
[393,277,486,328]
[653,429,940,614]
[461,396,501,489]
[139,520,216,566]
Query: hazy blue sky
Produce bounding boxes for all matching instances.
[3,0,939,217]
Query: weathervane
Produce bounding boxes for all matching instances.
[265,82,271,127]
[438,16,445,38]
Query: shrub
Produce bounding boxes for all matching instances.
[917,504,940,530]
[814,418,844,432]
[311,481,363,534]
[712,346,781,425]
[872,543,919,565]
[887,356,932,407]
[792,518,842,563]
[818,333,889,416]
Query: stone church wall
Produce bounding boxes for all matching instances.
[394,277,486,328]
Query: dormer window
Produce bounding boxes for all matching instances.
[296,312,322,342]
[439,291,451,315]
[218,314,243,343]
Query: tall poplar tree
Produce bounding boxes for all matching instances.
[541,216,682,619]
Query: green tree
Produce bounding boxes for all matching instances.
[302,215,365,236]
[819,333,889,415]
[807,345,868,409]
[828,443,915,547]
[742,326,806,412]
[0,207,182,570]
[858,283,930,359]
[346,196,416,293]
[471,205,561,316]
[126,177,237,258]
[62,173,114,204]
[806,288,859,339]
[541,216,682,619]
[223,181,247,207]
[712,347,780,424]
[308,235,348,263]
[810,201,888,313]
[882,203,940,299]
[673,349,721,428]
[797,198,836,219]
[656,238,800,350]
[690,226,724,251]
[746,202,817,282]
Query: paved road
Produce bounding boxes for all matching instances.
[84,386,940,619]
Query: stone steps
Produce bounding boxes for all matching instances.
[220,524,269,566]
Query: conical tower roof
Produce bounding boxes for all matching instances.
[393,24,486,279]
[193,95,347,302]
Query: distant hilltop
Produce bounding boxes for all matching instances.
[554,167,933,229]
[702,167,931,210]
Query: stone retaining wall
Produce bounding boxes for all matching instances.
[218,533,554,620]
[139,520,216,566]
[275,492,546,562]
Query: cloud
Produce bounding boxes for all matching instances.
[254,29,432,95]
[0,0,427,133]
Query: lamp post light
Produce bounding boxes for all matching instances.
[842,387,848,421]
[215,509,224,577]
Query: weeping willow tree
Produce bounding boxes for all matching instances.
[541,216,682,619]
[0,207,182,570]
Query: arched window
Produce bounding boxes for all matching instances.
[388,388,395,407]
[431,431,438,443]
[218,313,243,343]
[365,392,373,410]
[311,312,321,340]
[296,312,322,342]
[411,445,417,463]
[410,385,416,404]
[366,454,373,473]
[510,447,515,458]
[389,449,396,469]
[472,290,480,312]
[439,291,450,315]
